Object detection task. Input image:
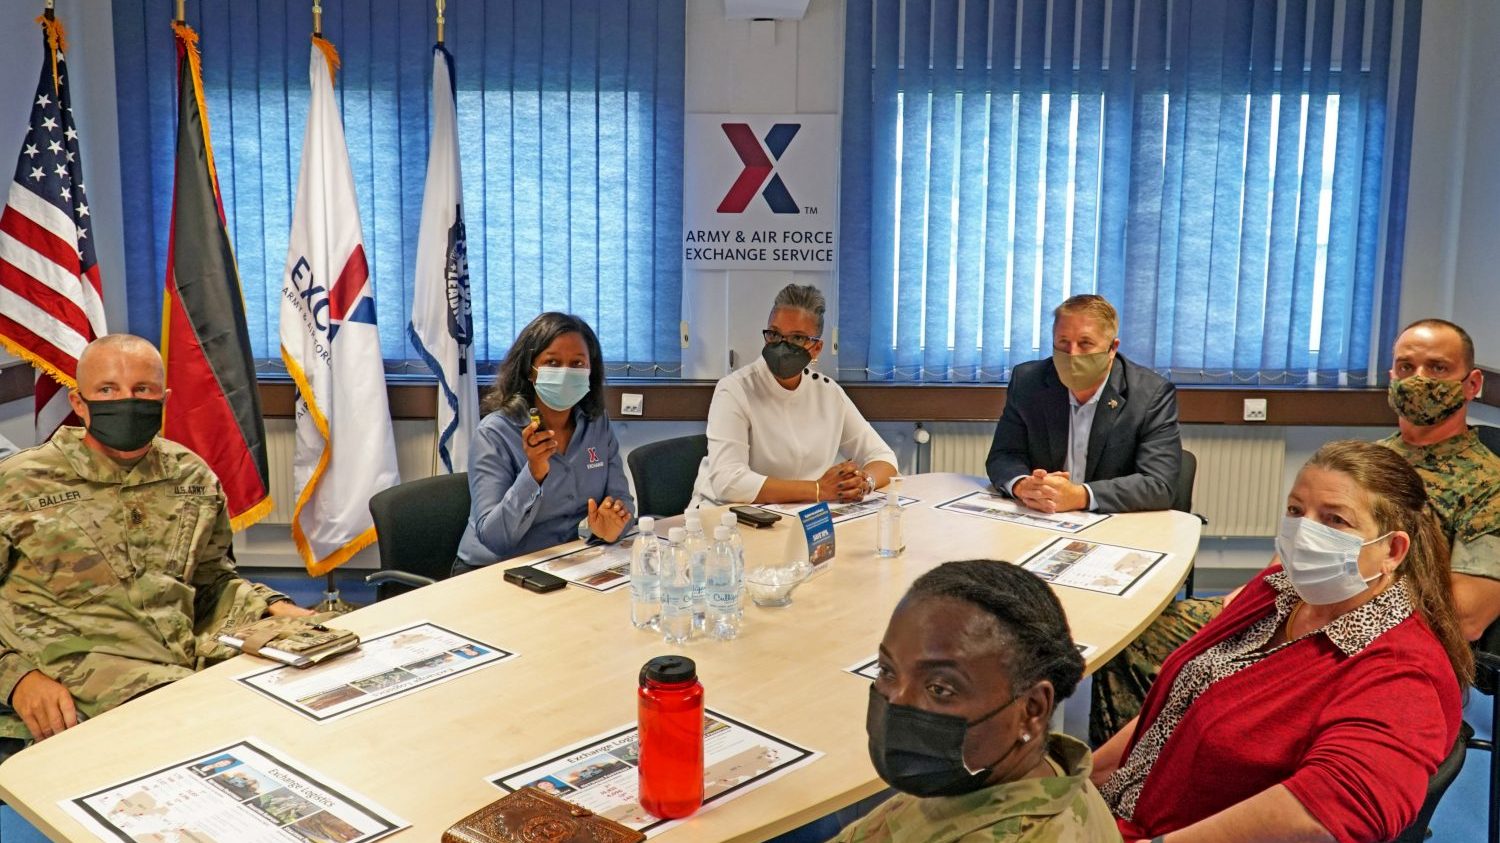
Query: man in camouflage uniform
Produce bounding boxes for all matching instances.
[1089,318,1500,746]
[0,335,312,754]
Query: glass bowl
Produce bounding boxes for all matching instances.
[744,563,810,607]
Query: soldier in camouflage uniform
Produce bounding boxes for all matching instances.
[834,561,1120,843]
[1089,318,1500,746]
[0,335,312,754]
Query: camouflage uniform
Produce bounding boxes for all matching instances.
[1088,425,1500,746]
[1379,428,1500,580]
[0,428,285,740]
[828,734,1122,842]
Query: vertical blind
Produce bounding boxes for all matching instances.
[839,0,1423,384]
[113,0,685,374]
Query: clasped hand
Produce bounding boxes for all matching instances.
[1013,469,1088,513]
[816,461,870,503]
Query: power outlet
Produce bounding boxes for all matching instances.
[1243,398,1268,422]
[621,393,644,417]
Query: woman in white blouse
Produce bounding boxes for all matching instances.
[690,284,899,508]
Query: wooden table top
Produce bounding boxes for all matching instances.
[0,473,1201,841]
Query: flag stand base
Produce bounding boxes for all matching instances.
[314,574,361,614]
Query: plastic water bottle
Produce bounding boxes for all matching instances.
[683,513,709,634]
[630,517,662,630]
[876,478,905,558]
[720,512,747,620]
[706,526,743,640]
[660,528,694,645]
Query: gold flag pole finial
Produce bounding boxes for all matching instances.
[312,0,323,37]
[436,0,446,45]
[175,0,185,24]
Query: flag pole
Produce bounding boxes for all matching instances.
[304,0,359,616]
[435,0,446,45]
[175,0,184,23]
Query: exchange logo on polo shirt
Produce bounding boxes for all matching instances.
[586,447,604,469]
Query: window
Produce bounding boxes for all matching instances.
[838,0,1422,385]
[113,0,685,376]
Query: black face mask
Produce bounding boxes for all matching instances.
[83,397,163,452]
[761,341,811,379]
[865,684,1026,798]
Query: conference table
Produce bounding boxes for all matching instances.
[0,472,1202,842]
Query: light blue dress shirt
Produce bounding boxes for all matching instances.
[454,407,634,572]
[1006,387,1101,511]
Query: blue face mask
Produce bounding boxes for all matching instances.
[534,366,591,411]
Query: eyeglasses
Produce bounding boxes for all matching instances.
[762,329,821,348]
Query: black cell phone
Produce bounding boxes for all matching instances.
[730,505,782,529]
[503,565,567,593]
[528,406,546,431]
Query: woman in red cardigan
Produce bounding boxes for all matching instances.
[1090,440,1473,843]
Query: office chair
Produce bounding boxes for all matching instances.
[365,472,472,600]
[1171,449,1208,598]
[1390,721,1473,843]
[626,434,709,518]
[1468,619,1500,843]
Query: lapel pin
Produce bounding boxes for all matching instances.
[1108,399,1119,409]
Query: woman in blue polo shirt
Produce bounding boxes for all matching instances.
[453,313,634,573]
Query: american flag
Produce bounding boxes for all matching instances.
[0,18,106,441]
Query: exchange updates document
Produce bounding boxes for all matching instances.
[488,710,819,837]
[62,739,406,843]
[934,490,1111,533]
[1018,537,1169,596]
[237,621,515,722]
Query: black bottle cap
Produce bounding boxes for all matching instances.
[641,655,697,685]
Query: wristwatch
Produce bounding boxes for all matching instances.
[863,472,876,495]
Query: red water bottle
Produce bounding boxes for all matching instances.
[637,655,704,819]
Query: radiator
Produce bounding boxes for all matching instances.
[924,422,1285,537]
[263,418,440,525]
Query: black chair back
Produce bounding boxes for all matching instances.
[1172,449,1197,514]
[627,434,709,519]
[1390,722,1474,843]
[367,472,472,600]
[1476,424,1500,459]
[1171,449,1199,597]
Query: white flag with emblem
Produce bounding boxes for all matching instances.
[278,38,399,576]
[409,44,477,474]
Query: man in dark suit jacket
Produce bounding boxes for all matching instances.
[985,294,1182,513]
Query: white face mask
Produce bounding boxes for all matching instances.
[1275,516,1392,605]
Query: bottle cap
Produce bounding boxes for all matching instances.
[668,527,686,543]
[720,511,737,527]
[685,512,701,528]
[641,655,697,685]
[714,525,731,541]
[638,516,655,533]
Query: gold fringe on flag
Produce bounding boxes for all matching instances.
[34,12,67,94]
[312,35,341,85]
[171,23,221,192]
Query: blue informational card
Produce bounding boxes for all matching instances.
[800,503,836,567]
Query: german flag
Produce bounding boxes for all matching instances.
[161,23,271,530]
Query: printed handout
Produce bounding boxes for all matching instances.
[488,710,818,837]
[237,622,515,722]
[934,491,1110,533]
[62,740,405,843]
[1018,537,1168,596]
[762,494,919,525]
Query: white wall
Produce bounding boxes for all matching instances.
[1402,0,1500,367]
[680,0,845,380]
